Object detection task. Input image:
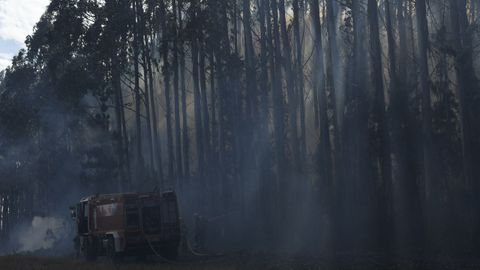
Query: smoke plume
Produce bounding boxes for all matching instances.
[17,216,70,253]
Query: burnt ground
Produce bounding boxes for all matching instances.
[2,253,480,270]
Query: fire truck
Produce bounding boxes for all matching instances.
[70,191,181,261]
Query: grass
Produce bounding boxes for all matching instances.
[2,254,480,270]
[0,255,237,270]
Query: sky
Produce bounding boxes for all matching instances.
[0,0,49,71]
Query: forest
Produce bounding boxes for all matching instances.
[0,0,480,262]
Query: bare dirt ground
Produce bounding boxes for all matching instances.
[1,254,480,270]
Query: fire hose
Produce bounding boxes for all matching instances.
[144,235,175,263]
[144,231,220,263]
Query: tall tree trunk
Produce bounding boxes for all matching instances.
[415,0,433,201]
[139,0,160,184]
[325,0,343,132]
[141,32,155,180]
[344,0,370,250]
[209,50,218,167]
[293,0,306,166]
[324,0,342,190]
[367,0,393,252]
[173,0,183,179]
[243,0,257,124]
[112,55,126,190]
[278,0,299,171]
[388,0,423,252]
[256,0,274,239]
[147,39,164,186]
[220,0,238,211]
[270,0,286,238]
[257,0,270,132]
[133,0,143,182]
[119,73,132,189]
[190,6,205,175]
[241,0,258,214]
[160,1,175,181]
[450,0,474,197]
[270,0,286,177]
[199,40,210,175]
[179,0,190,178]
[310,0,333,190]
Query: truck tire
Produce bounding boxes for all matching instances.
[106,236,120,263]
[74,236,80,259]
[84,236,97,261]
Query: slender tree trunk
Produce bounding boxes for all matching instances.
[141,32,155,180]
[173,0,183,179]
[112,55,126,191]
[257,0,269,133]
[233,0,239,54]
[278,0,299,171]
[325,0,343,132]
[219,0,236,211]
[241,0,258,214]
[209,50,218,167]
[368,0,393,252]
[190,7,205,175]
[119,74,132,189]
[270,0,287,238]
[199,40,210,175]
[271,0,286,177]
[311,2,320,130]
[256,0,274,238]
[415,0,433,201]
[138,0,162,184]
[310,0,333,187]
[343,0,370,250]
[293,0,306,165]
[139,0,158,183]
[179,0,190,178]
[450,0,474,197]
[147,39,164,186]
[310,0,335,254]
[325,0,342,189]
[160,1,175,181]
[389,0,420,252]
[133,0,143,182]
[243,0,257,124]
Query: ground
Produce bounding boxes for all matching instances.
[1,254,480,270]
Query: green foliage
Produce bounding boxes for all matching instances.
[0,50,39,144]
[0,0,133,192]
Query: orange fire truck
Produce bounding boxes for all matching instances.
[70,191,181,261]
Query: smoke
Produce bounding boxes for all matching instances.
[16,216,71,253]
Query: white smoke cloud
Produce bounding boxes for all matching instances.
[18,216,70,252]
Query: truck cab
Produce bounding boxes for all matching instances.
[70,191,181,260]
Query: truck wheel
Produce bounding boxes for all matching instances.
[73,236,80,259]
[106,236,120,263]
[84,236,97,261]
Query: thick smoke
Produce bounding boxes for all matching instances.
[18,216,70,252]
[0,216,73,256]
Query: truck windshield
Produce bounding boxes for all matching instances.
[142,205,161,234]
